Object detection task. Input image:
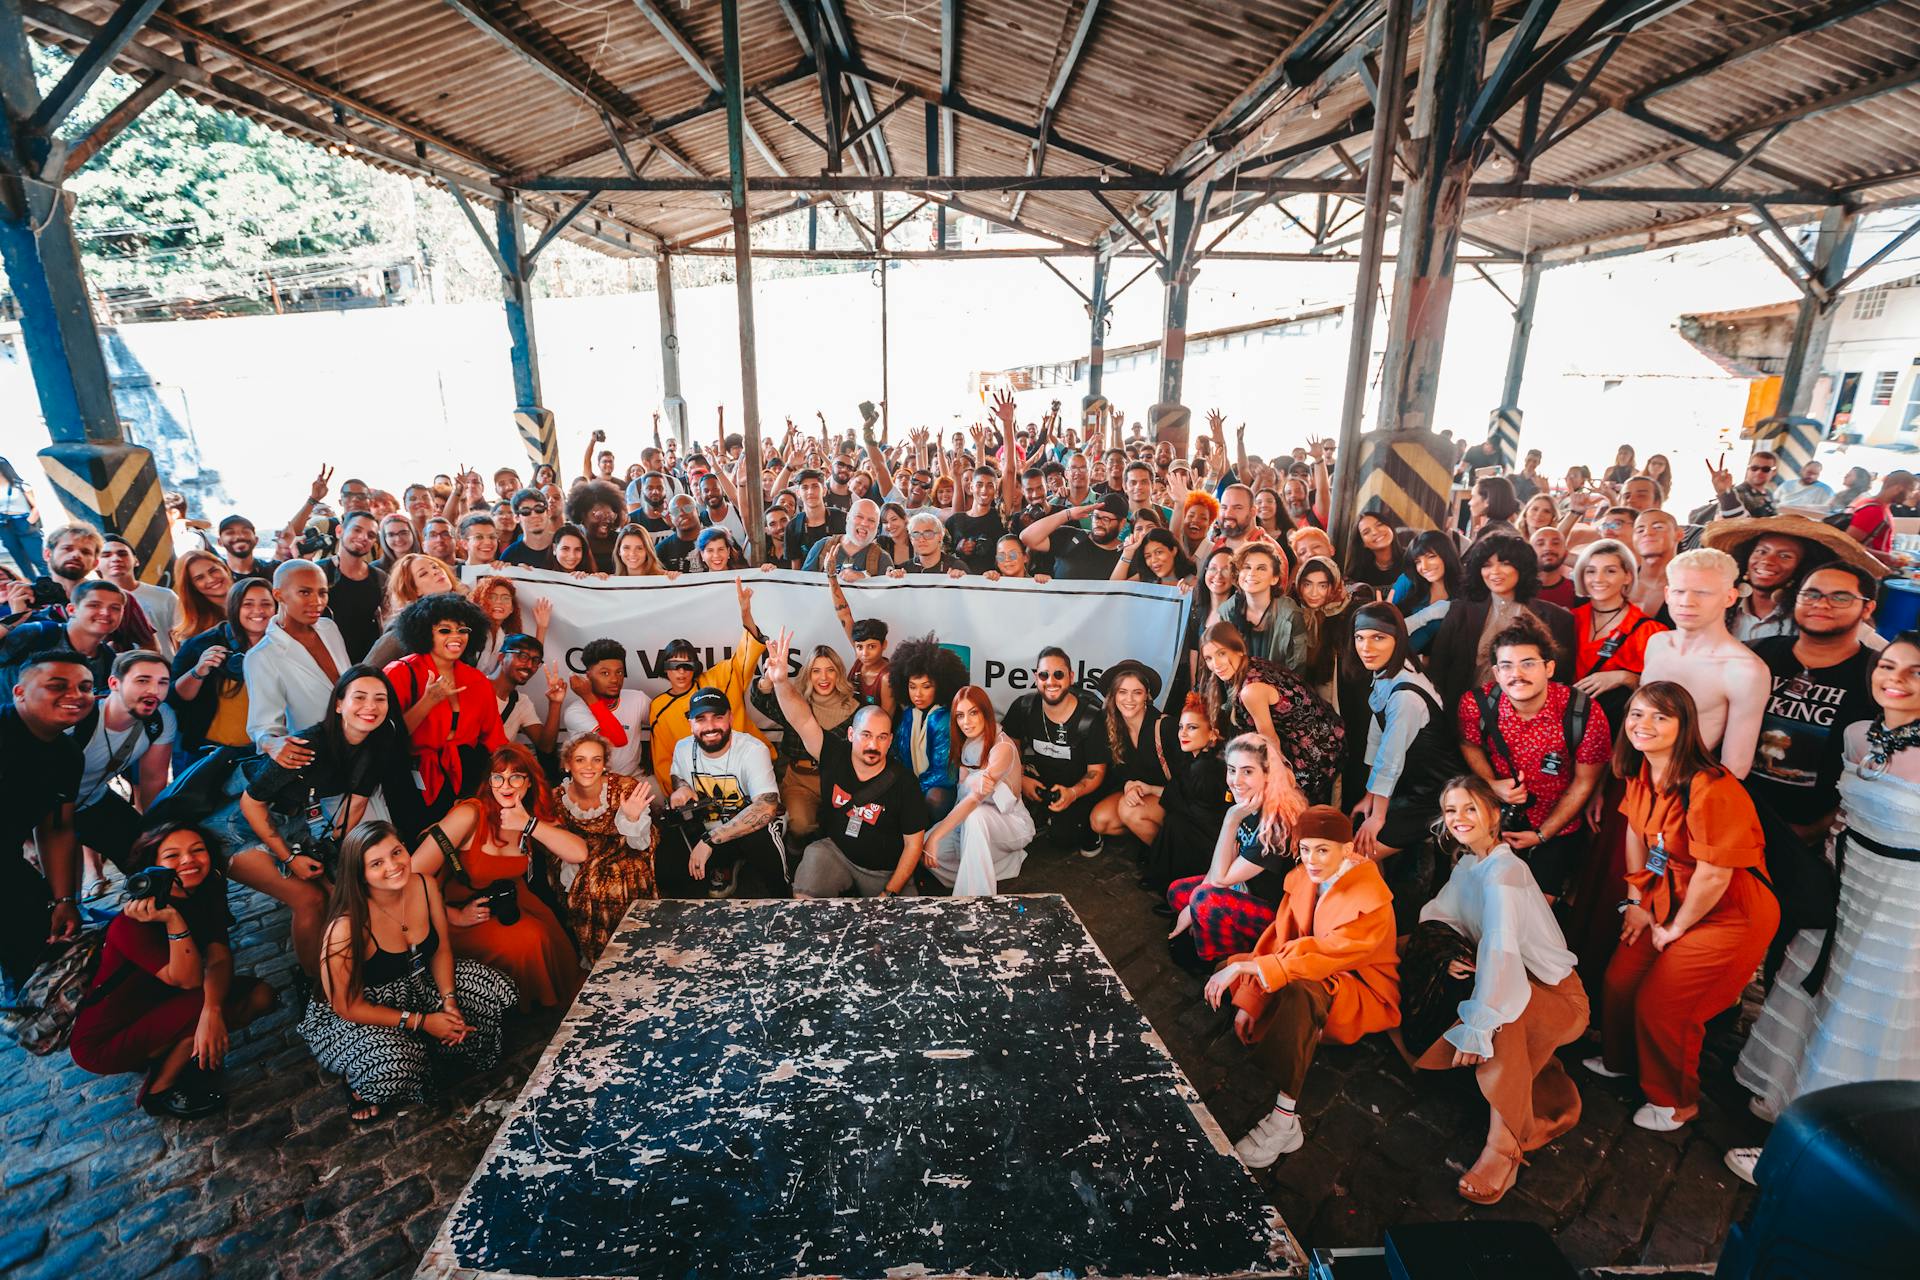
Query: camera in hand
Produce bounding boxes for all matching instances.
[222,649,249,678]
[664,796,727,829]
[1498,795,1533,833]
[27,577,66,608]
[1037,784,1063,807]
[295,516,339,559]
[478,879,520,926]
[124,865,179,907]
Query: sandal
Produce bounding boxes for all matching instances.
[343,1081,380,1125]
[1457,1142,1526,1206]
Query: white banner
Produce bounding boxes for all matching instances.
[466,567,1187,715]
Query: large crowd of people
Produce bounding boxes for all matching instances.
[1,406,1916,1208]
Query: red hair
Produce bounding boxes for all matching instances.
[473,744,557,845]
[948,685,998,765]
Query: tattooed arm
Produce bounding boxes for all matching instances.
[709,793,779,844]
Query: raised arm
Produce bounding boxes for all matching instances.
[1020,501,1095,552]
[864,425,898,501]
[828,575,856,646]
[1305,436,1331,524]
[766,627,825,760]
[286,464,333,542]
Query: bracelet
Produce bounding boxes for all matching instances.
[397,1011,412,1032]
[441,992,457,1007]
[50,895,77,906]
[167,930,192,941]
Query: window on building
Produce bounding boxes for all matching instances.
[1874,370,1899,406]
[1902,360,1920,435]
[1855,286,1890,320]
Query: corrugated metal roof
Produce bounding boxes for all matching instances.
[21,0,1920,262]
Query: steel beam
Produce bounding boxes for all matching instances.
[1778,206,1858,419]
[1012,0,1105,221]
[1332,0,1413,535]
[28,0,163,134]
[630,0,795,178]
[656,252,687,448]
[1086,249,1112,403]
[939,0,957,190]
[721,0,766,562]
[60,69,173,176]
[496,196,545,417]
[1156,187,1206,410]
[1377,0,1490,438]
[1499,257,1543,412]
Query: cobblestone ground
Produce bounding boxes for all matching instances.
[1,843,1763,1279]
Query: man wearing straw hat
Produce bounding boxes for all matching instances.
[1701,514,1888,649]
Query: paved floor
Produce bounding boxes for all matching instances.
[2,841,1764,1279]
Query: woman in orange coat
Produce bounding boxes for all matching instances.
[1205,804,1399,1168]
[1585,681,1778,1132]
[412,745,585,1011]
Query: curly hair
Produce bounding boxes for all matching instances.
[393,592,491,663]
[566,479,625,528]
[1460,533,1540,603]
[1174,490,1220,558]
[471,574,523,634]
[888,633,969,710]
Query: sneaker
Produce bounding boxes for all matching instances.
[1633,1103,1688,1132]
[1582,1055,1630,1079]
[1234,1108,1303,1168]
[706,864,737,899]
[1724,1146,1761,1186]
[1077,837,1103,859]
[141,1083,222,1121]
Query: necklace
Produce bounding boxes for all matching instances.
[369,891,419,946]
[1861,716,1920,779]
[1587,602,1624,640]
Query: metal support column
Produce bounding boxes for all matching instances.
[655,251,688,449]
[720,0,765,560]
[875,190,889,439]
[1150,188,1206,452]
[496,195,557,469]
[1490,255,1542,469]
[1083,249,1111,419]
[0,0,171,579]
[1370,0,1492,533]
[1778,206,1858,421]
[1331,0,1413,536]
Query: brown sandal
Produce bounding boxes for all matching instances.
[1458,1142,1526,1206]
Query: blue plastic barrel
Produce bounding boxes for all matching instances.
[1878,577,1920,640]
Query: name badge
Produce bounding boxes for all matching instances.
[1539,751,1564,778]
[1032,738,1072,760]
[845,813,865,839]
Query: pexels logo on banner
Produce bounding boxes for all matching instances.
[560,642,751,678]
[982,656,1107,696]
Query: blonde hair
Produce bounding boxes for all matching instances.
[43,522,102,554]
[562,731,612,768]
[611,525,668,577]
[1573,537,1639,589]
[383,553,464,620]
[1666,546,1738,586]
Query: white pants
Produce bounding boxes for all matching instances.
[931,782,1034,895]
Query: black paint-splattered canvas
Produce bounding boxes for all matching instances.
[424,895,1302,1279]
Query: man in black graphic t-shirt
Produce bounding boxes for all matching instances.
[1001,646,1109,856]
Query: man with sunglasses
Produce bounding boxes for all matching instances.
[1001,646,1108,858]
[1745,564,1879,840]
[1694,450,1780,523]
[497,488,557,570]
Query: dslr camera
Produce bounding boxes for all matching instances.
[478,879,521,927]
[295,516,339,560]
[123,865,179,908]
[1036,784,1063,807]
[664,796,727,829]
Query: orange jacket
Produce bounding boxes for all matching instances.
[1229,858,1400,1044]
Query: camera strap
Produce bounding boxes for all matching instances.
[426,823,469,885]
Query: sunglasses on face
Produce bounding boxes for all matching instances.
[516,502,547,515]
[1036,670,1071,682]
[665,660,697,672]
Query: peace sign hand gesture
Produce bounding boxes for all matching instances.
[309,465,335,503]
[1706,452,1734,495]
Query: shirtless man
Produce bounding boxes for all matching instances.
[1640,547,1765,779]
[1628,509,1679,617]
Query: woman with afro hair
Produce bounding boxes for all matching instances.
[382,593,507,832]
[889,634,970,823]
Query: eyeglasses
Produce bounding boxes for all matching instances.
[1035,670,1071,682]
[1494,658,1547,674]
[489,772,530,786]
[909,528,943,538]
[1748,464,1777,475]
[665,660,697,672]
[514,502,547,516]
[1798,587,1865,608]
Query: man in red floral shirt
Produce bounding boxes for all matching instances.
[1457,619,1611,901]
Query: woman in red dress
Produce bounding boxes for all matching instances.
[383,593,506,831]
[412,745,586,1010]
[69,823,276,1119]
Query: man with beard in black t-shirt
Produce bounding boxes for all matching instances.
[1747,562,1879,839]
[320,511,388,662]
[1016,491,1127,581]
[1001,646,1109,856]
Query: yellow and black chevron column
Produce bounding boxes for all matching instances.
[515,408,559,472]
[1754,414,1822,479]
[1348,428,1455,536]
[36,440,174,584]
[1489,407,1522,470]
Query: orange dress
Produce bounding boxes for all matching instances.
[444,800,582,1011]
[1229,859,1401,1044]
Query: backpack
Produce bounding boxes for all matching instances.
[1,928,129,1056]
[1825,503,1887,544]
[817,536,883,577]
[1471,685,1591,792]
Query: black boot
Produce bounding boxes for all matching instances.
[1168,933,1213,977]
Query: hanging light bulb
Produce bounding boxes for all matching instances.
[1311,101,1322,120]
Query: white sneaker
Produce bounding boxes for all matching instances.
[1076,837,1103,859]
[1233,1108,1303,1169]
[1633,1103,1688,1132]
[1581,1055,1630,1079]
[1724,1146,1761,1186]
[1748,1095,1779,1124]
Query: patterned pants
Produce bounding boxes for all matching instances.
[298,960,516,1103]
[1168,877,1279,962]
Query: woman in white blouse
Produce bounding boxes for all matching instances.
[1398,775,1589,1207]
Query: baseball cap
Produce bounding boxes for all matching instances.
[688,688,730,718]
[1097,491,1130,521]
